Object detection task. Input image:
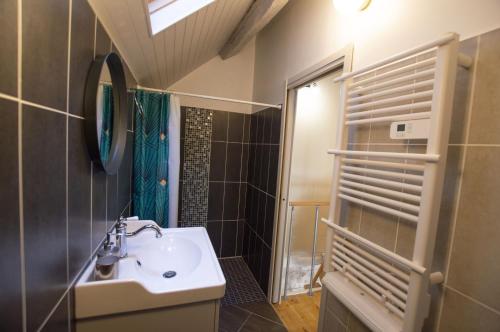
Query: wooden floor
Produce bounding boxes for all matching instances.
[273,292,322,332]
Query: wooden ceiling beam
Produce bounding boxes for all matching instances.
[219,0,288,59]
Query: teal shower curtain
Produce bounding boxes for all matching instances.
[100,85,113,163]
[133,90,170,227]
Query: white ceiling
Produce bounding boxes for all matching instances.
[89,0,254,89]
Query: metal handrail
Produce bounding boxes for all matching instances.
[284,201,329,298]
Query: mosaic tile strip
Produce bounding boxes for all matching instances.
[219,257,267,306]
[181,107,213,227]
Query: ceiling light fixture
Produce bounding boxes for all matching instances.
[332,0,371,14]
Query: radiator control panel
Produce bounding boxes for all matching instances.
[390,118,430,139]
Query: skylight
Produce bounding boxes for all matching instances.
[147,0,215,35]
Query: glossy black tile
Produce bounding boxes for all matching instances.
[112,47,136,89]
[209,141,226,181]
[0,0,17,96]
[207,221,222,256]
[262,109,272,144]
[228,112,245,142]
[264,196,275,247]
[226,143,243,182]
[0,100,22,332]
[223,183,240,220]
[23,0,68,110]
[221,221,238,257]
[95,19,111,57]
[259,245,271,294]
[23,106,67,331]
[242,223,250,260]
[257,192,266,237]
[250,114,257,143]
[238,183,247,219]
[92,164,107,251]
[68,118,91,281]
[207,182,224,221]
[68,0,94,117]
[212,110,228,141]
[268,145,279,196]
[107,174,118,223]
[236,219,245,256]
[270,110,281,144]
[41,294,69,332]
[243,114,251,143]
[260,145,270,191]
[247,144,256,183]
[241,143,249,182]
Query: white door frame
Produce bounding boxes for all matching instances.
[270,45,354,303]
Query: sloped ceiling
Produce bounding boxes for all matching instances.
[89,0,254,89]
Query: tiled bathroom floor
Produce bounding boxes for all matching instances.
[219,258,287,331]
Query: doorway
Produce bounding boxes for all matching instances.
[270,47,352,331]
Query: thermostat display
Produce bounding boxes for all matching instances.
[390,119,430,139]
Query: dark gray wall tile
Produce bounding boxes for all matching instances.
[107,174,118,223]
[23,0,68,110]
[207,221,222,256]
[243,114,251,143]
[92,165,107,251]
[68,118,91,281]
[23,106,67,331]
[0,100,22,332]
[0,0,17,96]
[207,182,224,221]
[112,45,137,89]
[226,143,243,182]
[223,183,240,220]
[209,141,226,181]
[221,221,237,257]
[69,0,94,117]
[212,110,228,141]
[41,294,69,332]
[238,183,247,219]
[95,20,111,57]
[236,219,245,256]
[228,112,244,142]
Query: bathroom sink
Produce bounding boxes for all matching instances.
[75,220,226,319]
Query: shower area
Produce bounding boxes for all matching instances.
[279,69,342,299]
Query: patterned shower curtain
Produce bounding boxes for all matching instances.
[133,90,170,227]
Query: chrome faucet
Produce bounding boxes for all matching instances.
[126,224,162,238]
[108,201,163,258]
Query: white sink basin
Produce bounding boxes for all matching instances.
[75,220,226,319]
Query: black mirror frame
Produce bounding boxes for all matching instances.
[84,52,128,175]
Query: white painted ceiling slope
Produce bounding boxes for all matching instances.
[89,0,254,89]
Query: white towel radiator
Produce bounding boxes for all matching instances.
[321,33,471,332]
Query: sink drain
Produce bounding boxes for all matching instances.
[163,271,176,278]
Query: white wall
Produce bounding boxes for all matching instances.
[253,0,500,104]
[168,38,256,113]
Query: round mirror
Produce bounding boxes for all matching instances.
[84,53,128,174]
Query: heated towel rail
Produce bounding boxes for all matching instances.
[321,33,470,332]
